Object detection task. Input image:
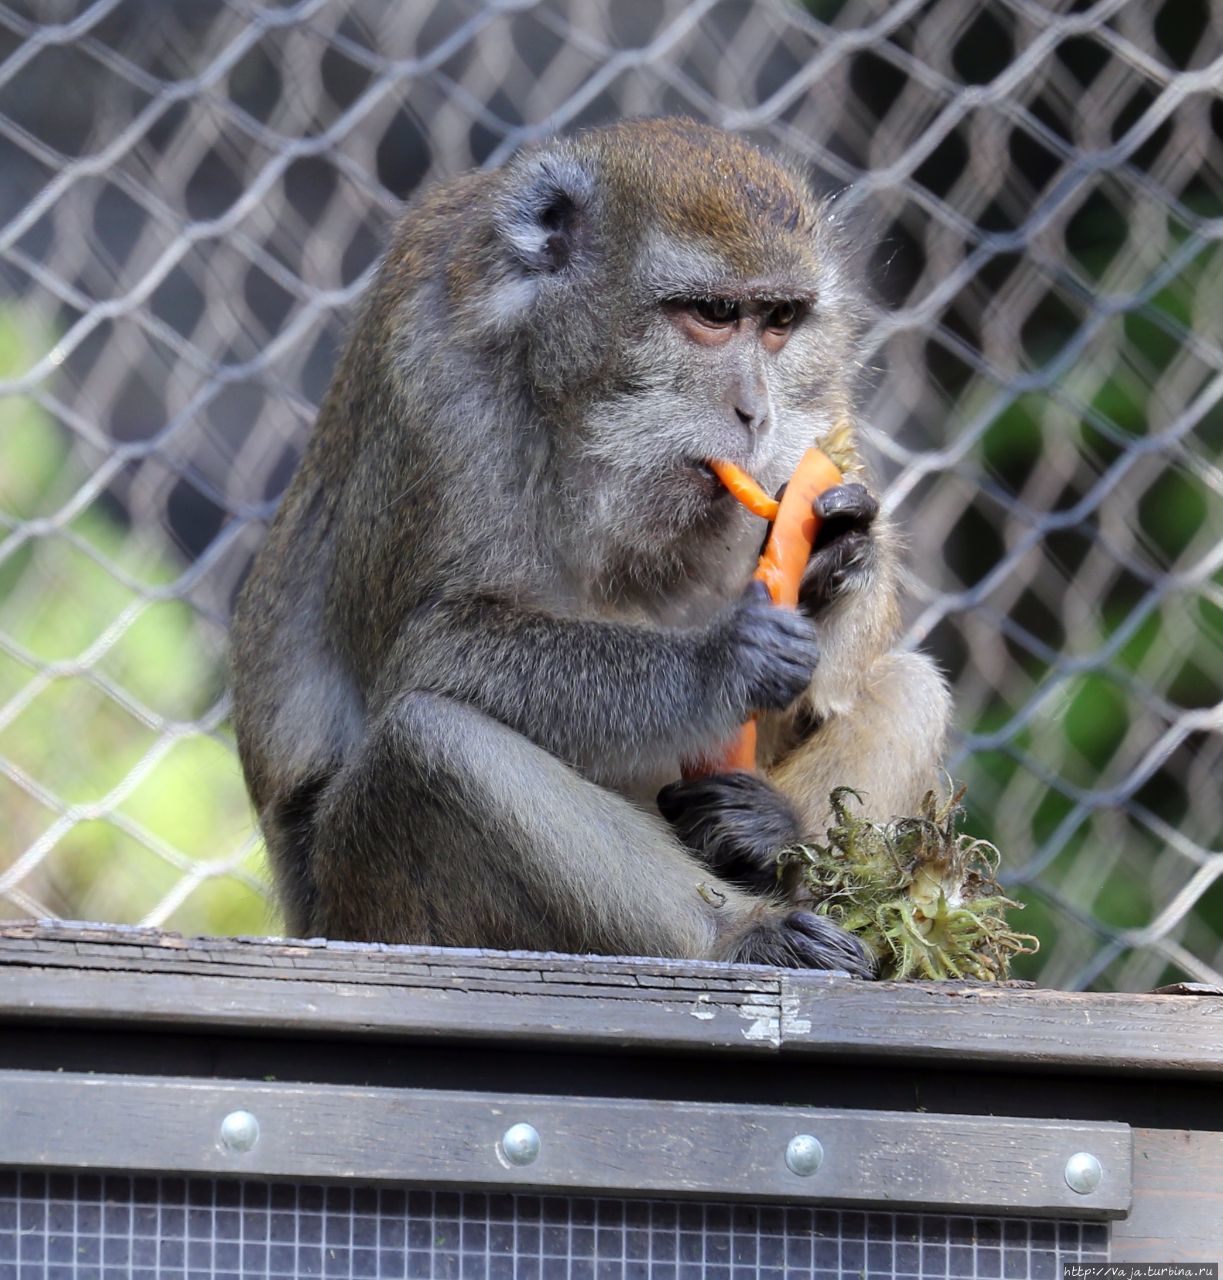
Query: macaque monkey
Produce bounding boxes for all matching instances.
[231,119,949,974]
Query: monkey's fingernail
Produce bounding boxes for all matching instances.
[816,483,875,519]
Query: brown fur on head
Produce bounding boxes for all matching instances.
[592,118,825,277]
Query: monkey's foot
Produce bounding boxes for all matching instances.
[658,770,800,893]
[726,910,877,978]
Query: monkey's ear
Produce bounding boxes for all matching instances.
[495,151,595,275]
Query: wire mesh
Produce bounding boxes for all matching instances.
[0,0,1219,991]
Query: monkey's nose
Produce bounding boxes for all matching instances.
[730,379,769,434]
[733,402,769,434]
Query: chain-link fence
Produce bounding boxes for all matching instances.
[1,0,1219,991]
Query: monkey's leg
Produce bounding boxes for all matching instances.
[305,690,873,975]
[767,649,951,836]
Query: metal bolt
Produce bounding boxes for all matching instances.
[499,1122,541,1167]
[785,1134,824,1177]
[218,1110,260,1153]
[1064,1151,1103,1194]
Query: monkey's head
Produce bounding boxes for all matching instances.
[391,119,863,591]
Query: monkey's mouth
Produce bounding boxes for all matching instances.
[683,459,730,500]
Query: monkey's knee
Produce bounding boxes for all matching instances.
[892,649,952,742]
[771,649,951,835]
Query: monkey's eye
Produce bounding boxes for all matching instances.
[766,301,800,330]
[693,298,739,326]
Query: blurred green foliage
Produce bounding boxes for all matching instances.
[0,311,272,934]
[960,225,1222,984]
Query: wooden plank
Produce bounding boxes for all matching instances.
[0,1069,1132,1217]
[2,924,1221,1073]
[0,966,786,1050]
[1111,1128,1223,1260]
[779,974,1223,1075]
[0,923,780,997]
[0,921,773,978]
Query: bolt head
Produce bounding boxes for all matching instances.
[218,1110,260,1153]
[1064,1151,1103,1194]
[785,1134,824,1177]
[499,1122,541,1167]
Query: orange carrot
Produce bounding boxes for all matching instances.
[707,459,780,521]
[685,447,844,775]
[752,448,843,607]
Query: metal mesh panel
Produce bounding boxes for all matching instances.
[0,0,1219,990]
[0,1173,1112,1279]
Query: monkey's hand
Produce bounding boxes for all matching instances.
[657,771,800,894]
[796,483,879,615]
[719,580,821,713]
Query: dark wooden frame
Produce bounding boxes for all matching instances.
[1,922,1220,1260]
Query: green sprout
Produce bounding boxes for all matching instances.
[779,782,1039,981]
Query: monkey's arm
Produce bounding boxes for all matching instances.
[394,585,819,775]
[768,483,951,832]
[302,689,873,976]
[663,482,948,865]
[798,484,900,707]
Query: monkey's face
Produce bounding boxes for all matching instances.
[569,249,854,570]
[483,120,861,576]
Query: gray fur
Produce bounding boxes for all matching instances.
[231,120,944,975]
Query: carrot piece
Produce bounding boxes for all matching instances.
[707,459,780,521]
[684,446,844,776]
[688,718,760,775]
[753,447,843,608]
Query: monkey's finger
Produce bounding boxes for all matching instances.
[801,484,878,602]
[761,481,874,556]
[658,772,799,843]
[798,534,873,616]
[737,616,821,677]
[737,603,822,652]
[728,911,877,975]
[814,483,877,526]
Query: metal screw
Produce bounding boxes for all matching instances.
[1064,1151,1103,1194]
[499,1122,541,1167]
[785,1134,824,1177]
[218,1110,260,1153]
